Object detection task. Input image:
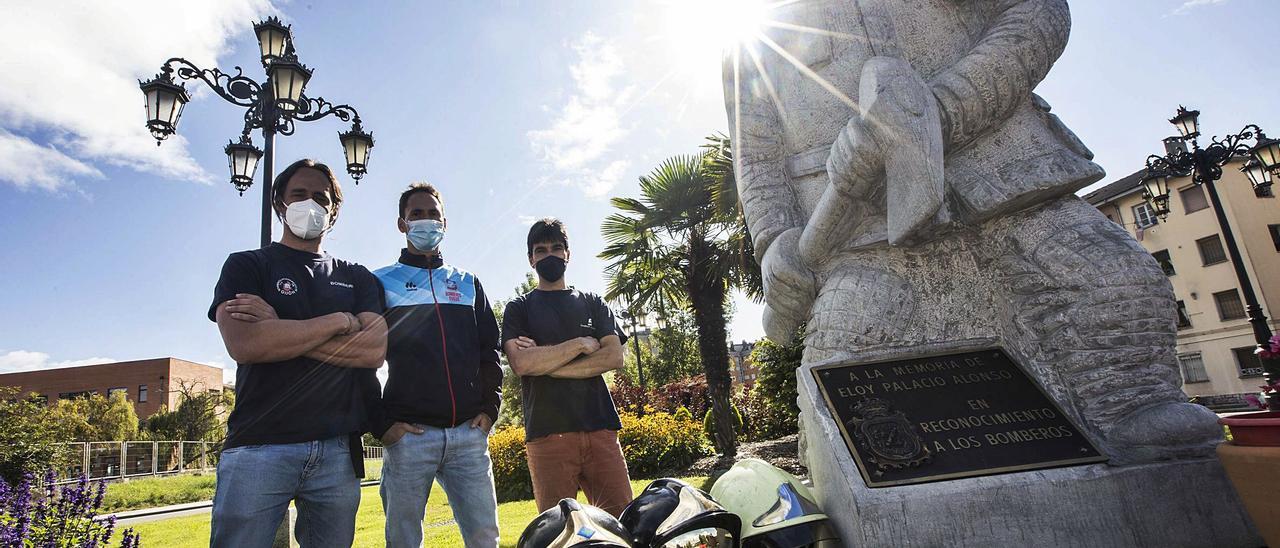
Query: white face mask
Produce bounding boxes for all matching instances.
[284,199,329,240]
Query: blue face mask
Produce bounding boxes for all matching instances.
[405,219,444,252]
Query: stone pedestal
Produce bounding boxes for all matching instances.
[798,361,1262,547]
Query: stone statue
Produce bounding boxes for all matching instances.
[724,0,1221,464]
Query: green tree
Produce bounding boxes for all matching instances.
[0,388,74,485]
[493,272,538,428]
[50,391,139,442]
[599,134,761,456]
[142,381,234,443]
[749,330,804,436]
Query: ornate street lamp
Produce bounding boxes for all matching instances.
[1169,106,1200,139]
[252,16,290,65]
[1140,106,1280,407]
[225,136,264,195]
[138,71,190,144]
[339,120,374,182]
[268,54,312,113]
[1241,159,1273,197]
[140,16,373,247]
[1140,167,1172,218]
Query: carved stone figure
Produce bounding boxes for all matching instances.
[724,0,1221,463]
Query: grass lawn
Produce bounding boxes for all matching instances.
[128,476,710,547]
[101,460,384,513]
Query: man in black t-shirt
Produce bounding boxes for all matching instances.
[502,218,633,517]
[207,159,387,548]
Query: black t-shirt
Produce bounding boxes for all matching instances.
[501,289,626,441]
[208,243,383,449]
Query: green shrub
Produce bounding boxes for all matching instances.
[702,405,744,450]
[489,425,533,502]
[488,411,710,500]
[620,411,710,478]
[0,388,74,485]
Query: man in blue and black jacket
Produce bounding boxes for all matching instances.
[370,182,503,548]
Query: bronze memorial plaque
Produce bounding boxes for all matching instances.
[811,348,1105,487]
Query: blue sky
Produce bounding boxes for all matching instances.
[1,0,1278,381]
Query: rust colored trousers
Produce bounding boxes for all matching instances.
[524,429,634,517]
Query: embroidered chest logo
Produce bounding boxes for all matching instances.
[444,279,462,302]
[329,281,353,289]
[405,280,418,291]
[276,278,298,296]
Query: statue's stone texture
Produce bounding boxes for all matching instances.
[724,0,1258,544]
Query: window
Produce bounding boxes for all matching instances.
[1152,250,1175,276]
[31,394,48,406]
[1132,203,1158,228]
[1213,290,1246,321]
[138,384,148,403]
[1196,235,1227,265]
[1177,352,1210,383]
[57,391,90,400]
[1232,347,1264,378]
[1270,224,1280,252]
[1179,185,1209,214]
[1176,300,1192,329]
[107,387,127,398]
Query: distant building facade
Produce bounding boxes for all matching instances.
[729,340,759,388]
[1084,160,1280,409]
[0,358,224,418]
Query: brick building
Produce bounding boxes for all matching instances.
[0,358,224,418]
[728,340,759,388]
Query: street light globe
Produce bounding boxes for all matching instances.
[1250,134,1280,173]
[138,72,190,145]
[339,121,374,182]
[253,16,291,65]
[269,56,313,113]
[1241,158,1273,197]
[224,137,264,195]
[1169,106,1200,139]
[1141,168,1172,217]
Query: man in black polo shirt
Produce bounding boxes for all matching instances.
[502,218,633,517]
[208,158,387,547]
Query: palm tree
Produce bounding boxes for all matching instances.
[599,134,760,456]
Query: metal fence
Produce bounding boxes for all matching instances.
[56,441,385,484]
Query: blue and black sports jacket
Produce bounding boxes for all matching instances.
[369,250,502,436]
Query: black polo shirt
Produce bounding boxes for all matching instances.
[501,288,626,441]
[208,243,383,450]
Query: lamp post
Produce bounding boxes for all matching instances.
[619,308,651,397]
[1141,106,1280,407]
[139,16,375,248]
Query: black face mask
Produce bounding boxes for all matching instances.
[535,255,567,283]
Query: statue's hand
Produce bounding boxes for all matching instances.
[761,227,815,342]
[800,57,945,265]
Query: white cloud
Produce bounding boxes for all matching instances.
[0,130,103,191]
[1172,0,1229,15]
[527,32,635,198]
[0,350,114,374]
[0,0,273,191]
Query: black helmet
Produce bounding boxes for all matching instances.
[518,498,634,548]
[619,478,742,548]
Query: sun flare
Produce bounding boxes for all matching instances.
[659,0,771,66]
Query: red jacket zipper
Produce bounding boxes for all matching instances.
[427,268,457,425]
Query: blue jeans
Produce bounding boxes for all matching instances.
[210,436,360,548]
[381,423,499,548]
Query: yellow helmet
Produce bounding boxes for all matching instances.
[709,459,841,547]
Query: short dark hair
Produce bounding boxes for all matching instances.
[398,182,444,218]
[271,159,343,226]
[527,217,569,256]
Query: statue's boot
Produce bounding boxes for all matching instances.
[1106,401,1223,464]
